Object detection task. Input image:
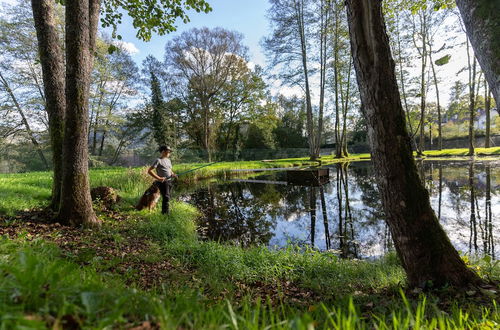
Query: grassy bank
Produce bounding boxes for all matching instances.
[0,158,499,328]
[422,146,500,157]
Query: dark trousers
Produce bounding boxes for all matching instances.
[155,180,171,214]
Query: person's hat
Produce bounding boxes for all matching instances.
[158,145,173,152]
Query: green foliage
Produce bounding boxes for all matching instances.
[150,71,170,148]
[101,0,212,41]
[435,54,451,66]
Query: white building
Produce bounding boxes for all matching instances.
[475,108,499,130]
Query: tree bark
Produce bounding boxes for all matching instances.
[345,0,481,287]
[31,0,66,210]
[456,0,500,107]
[58,0,100,226]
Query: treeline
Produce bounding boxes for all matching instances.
[0,0,497,172]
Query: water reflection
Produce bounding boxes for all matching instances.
[179,161,499,259]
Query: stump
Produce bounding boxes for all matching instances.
[90,186,121,209]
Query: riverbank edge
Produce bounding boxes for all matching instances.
[171,146,500,183]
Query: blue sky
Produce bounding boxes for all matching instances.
[112,0,271,68]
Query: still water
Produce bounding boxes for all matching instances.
[178,160,499,259]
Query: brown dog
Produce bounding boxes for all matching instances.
[135,183,161,211]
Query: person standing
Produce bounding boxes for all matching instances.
[147,145,177,214]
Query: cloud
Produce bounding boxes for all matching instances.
[113,41,140,55]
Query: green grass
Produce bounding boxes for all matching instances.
[1,220,497,329]
[422,146,500,157]
[0,155,499,328]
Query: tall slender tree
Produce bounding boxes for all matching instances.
[484,78,492,148]
[149,71,169,147]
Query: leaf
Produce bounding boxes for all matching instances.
[107,44,118,54]
[435,55,451,66]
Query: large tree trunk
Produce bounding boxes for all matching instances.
[345,0,481,287]
[456,0,500,107]
[31,0,66,211]
[58,0,100,226]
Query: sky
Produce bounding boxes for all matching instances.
[109,0,271,69]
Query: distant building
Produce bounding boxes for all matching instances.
[474,107,499,130]
[441,108,498,129]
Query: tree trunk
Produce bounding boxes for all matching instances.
[428,44,442,150]
[484,80,491,148]
[201,100,211,162]
[315,0,329,159]
[455,0,500,107]
[417,12,428,156]
[31,0,66,211]
[345,0,481,287]
[333,3,342,159]
[341,59,352,157]
[294,0,315,160]
[58,0,100,226]
[467,54,477,156]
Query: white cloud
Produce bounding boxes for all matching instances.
[113,41,140,55]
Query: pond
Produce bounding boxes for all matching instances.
[177,160,499,259]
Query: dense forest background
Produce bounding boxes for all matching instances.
[0,0,498,172]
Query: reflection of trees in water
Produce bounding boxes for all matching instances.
[336,164,358,258]
[189,182,278,247]
[184,160,497,258]
[424,161,497,258]
[320,185,331,250]
[479,165,495,258]
[348,163,390,255]
[309,186,316,247]
[469,162,478,253]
